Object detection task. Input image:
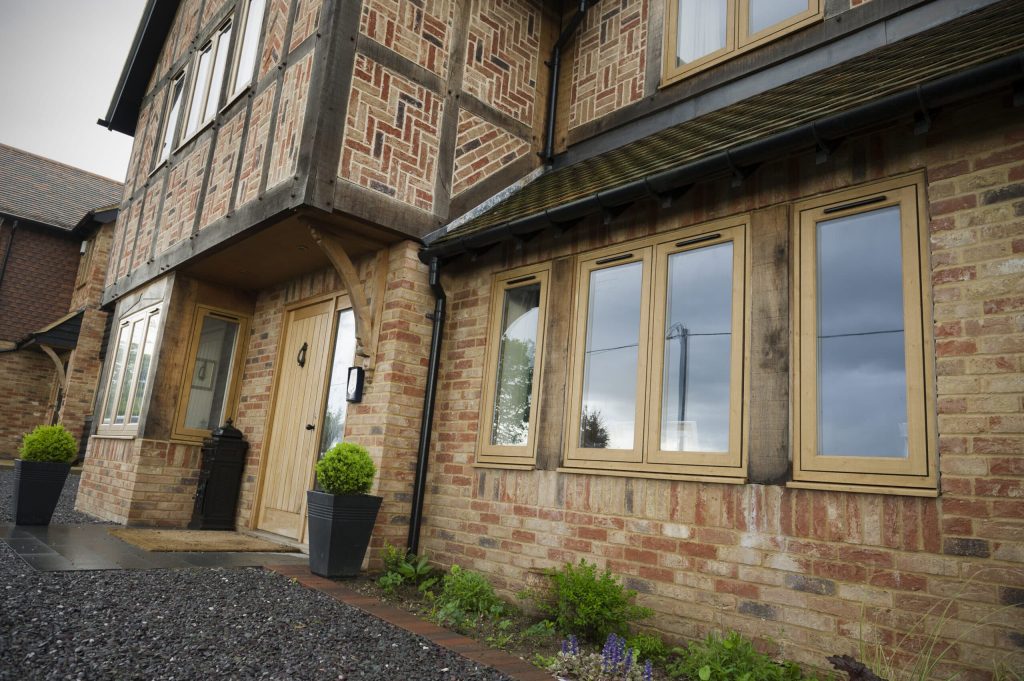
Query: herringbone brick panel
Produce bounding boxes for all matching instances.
[453,109,530,196]
[360,0,454,78]
[339,55,443,212]
[463,0,541,125]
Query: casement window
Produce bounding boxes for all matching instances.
[173,306,249,440]
[230,0,266,97]
[564,219,747,480]
[155,73,185,165]
[792,175,937,494]
[478,264,550,467]
[98,305,162,435]
[663,0,821,84]
[182,20,234,141]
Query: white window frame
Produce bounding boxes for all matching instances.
[97,304,163,436]
[230,0,267,98]
[181,19,234,143]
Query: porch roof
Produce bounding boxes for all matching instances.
[423,0,1024,259]
[17,310,84,353]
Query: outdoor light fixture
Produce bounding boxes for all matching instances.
[346,366,364,403]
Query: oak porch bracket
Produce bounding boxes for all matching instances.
[307,222,376,369]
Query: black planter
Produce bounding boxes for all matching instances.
[12,460,71,525]
[306,490,382,578]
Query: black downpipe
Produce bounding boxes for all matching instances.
[407,257,446,555]
[542,0,591,164]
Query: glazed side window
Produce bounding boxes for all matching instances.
[565,219,748,480]
[155,73,185,165]
[664,0,821,85]
[98,305,162,435]
[173,307,249,441]
[477,264,550,467]
[792,176,937,494]
[231,0,267,97]
[182,19,233,141]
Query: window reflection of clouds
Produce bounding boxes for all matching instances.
[319,310,356,455]
[491,286,540,447]
[662,243,732,452]
[581,262,643,449]
[749,0,807,35]
[816,206,908,457]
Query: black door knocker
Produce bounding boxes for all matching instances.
[297,342,308,368]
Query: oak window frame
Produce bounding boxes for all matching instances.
[171,305,250,443]
[477,263,551,468]
[662,0,822,86]
[791,174,938,495]
[97,304,163,437]
[562,218,749,481]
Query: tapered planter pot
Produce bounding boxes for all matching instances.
[13,459,71,525]
[306,490,382,578]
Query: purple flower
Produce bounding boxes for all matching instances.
[644,659,653,681]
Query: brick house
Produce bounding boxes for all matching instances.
[0,145,122,458]
[79,0,1022,675]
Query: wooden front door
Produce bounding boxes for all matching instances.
[256,298,335,540]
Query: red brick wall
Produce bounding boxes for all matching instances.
[452,110,531,196]
[359,0,454,78]
[0,222,79,342]
[419,96,1024,677]
[0,351,56,459]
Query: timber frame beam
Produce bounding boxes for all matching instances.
[307,222,375,367]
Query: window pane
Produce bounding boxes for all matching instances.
[748,0,807,35]
[184,316,240,430]
[158,76,184,163]
[113,320,146,424]
[319,310,356,455]
[204,25,232,122]
[817,205,908,457]
[233,0,266,94]
[580,261,643,449]
[129,313,161,425]
[677,0,728,65]
[490,284,541,446]
[102,325,131,424]
[184,47,212,138]
[661,242,733,452]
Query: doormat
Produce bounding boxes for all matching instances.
[109,529,295,553]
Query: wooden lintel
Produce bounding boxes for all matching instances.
[38,344,67,389]
[307,224,373,362]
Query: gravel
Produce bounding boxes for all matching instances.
[0,469,110,525]
[0,470,515,681]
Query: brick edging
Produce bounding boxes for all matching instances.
[266,564,553,681]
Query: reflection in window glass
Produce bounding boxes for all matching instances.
[184,47,212,139]
[817,205,908,457]
[580,261,643,449]
[204,24,232,121]
[490,284,541,446]
[748,0,806,35]
[184,316,240,430]
[677,0,728,64]
[158,75,185,163]
[319,310,357,455]
[233,0,266,95]
[129,313,161,424]
[661,243,733,452]
[102,325,131,424]
[113,321,145,424]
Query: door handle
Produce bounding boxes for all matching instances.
[305,424,315,431]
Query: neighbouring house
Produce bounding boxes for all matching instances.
[0,144,122,459]
[80,0,1022,676]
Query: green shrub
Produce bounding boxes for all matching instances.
[628,632,669,664]
[381,542,406,574]
[534,560,652,642]
[315,442,376,495]
[666,631,816,681]
[19,425,77,463]
[432,565,507,629]
[378,571,404,596]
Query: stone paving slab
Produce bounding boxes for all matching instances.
[0,523,308,571]
[268,563,554,681]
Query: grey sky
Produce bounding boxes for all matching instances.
[0,0,146,181]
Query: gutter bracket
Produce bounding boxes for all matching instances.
[1014,80,1024,108]
[725,151,756,188]
[811,124,840,164]
[913,85,933,135]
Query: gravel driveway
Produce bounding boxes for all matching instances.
[0,470,514,680]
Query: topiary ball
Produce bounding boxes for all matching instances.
[315,442,377,495]
[19,424,77,464]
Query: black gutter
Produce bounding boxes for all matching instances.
[407,257,446,555]
[424,52,1024,260]
[541,0,592,164]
